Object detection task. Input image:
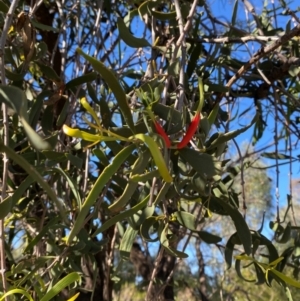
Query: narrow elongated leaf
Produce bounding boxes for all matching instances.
[140,216,160,242]
[77,48,135,132]
[40,272,80,301]
[206,114,257,150]
[31,18,59,32]
[0,289,34,301]
[62,126,100,141]
[133,134,172,182]
[119,226,138,260]
[52,167,82,210]
[207,103,219,127]
[235,256,256,282]
[0,176,35,218]
[93,194,150,236]
[109,149,151,212]
[159,223,188,258]
[66,293,80,301]
[173,211,198,231]
[67,144,136,244]
[128,204,155,230]
[0,143,67,223]
[198,231,222,244]
[151,10,176,20]
[117,17,150,48]
[65,72,98,89]
[36,62,61,82]
[261,152,294,160]
[24,216,61,252]
[63,125,128,142]
[231,0,238,27]
[0,85,51,150]
[225,233,239,268]
[81,97,101,128]
[179,148,221,178]
[220,199,252,255]
[0,1,9,13]
[130,169,160,182]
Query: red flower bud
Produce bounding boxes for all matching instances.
[154,121,171,148]
[177,112,201,149]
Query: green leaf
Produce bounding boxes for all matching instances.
[159,223,188,258]
[109,148,151,212]
[67,144,136,244]
[133,134,172,182]
[0,176,34,219]
[151,10,176,21]
[206,114,257,150]
[0,1,9,13]
[65,72,98,90]
[276,222,292,244]
[0,143,68,223]
[51,167,82,210]
[77,48,135,132]
[0,289,34,301]
[140,216,160,242]
[40,272,80,301]
[173,211,198,231]
[235,256,256,282]
[24,216,61,252]
[93,194,150,236]
[219,199,252,255]
[231,0,238,27]
[119,226,138,260]
[153,103,182,135]
[128,204,155,230]
[0,85,51,150]
[198,231,222,244]
[117,17,150,48]
[207,103,219,128]
[179,148,221,178]
[138,0,157,18]
[31,18,59,32]
[261,152,294,160]
[36,62,61,82]
[225,233,238,268]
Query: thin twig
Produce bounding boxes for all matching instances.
[173,0,198,110]
[224,23,300,91]
[187,35,280,44]
[273,87,280,224]
[146,247,164,301]
[0,0,20,298]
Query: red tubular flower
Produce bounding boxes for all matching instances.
[154,121,171,148]
[177,112,201,149]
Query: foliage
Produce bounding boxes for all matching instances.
[1,0,300,300]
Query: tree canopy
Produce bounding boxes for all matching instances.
[1,0,300,300]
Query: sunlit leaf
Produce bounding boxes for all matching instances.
[133,134,172,182]
[119,226,138,260]
[77,48,135,132]
[40,272,80,301]
[0,289,34,301]
[67,144,136,243]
